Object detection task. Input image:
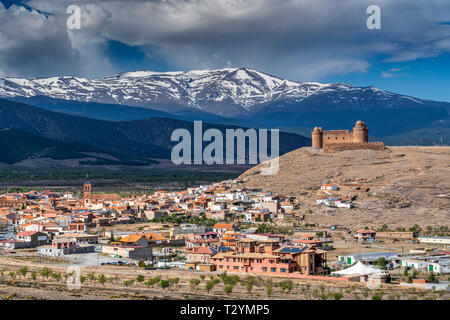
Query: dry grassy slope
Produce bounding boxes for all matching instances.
[237,146,450,229]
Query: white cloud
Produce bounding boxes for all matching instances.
[1,0,450,80]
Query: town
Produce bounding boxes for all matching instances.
[0,177,448,300]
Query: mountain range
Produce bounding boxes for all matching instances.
[0,67,448,152]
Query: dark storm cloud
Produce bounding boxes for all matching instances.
[1,0,450,79]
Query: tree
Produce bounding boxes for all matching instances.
[40,267,52,280]
[159,280,170,289]
[136,275,145,283]
[169,277,180,287]
[18,266,29,279]
[266,284,273,297]
[205,279,219,293]
[200,275,205,282]
[123,279,135,287]
[138,260,146,268]
[87,272,96,283]
[377,257,387,270]
[80,275,87,284]
[428,272,439,284]
[224,284,233,296]
[190,278,201,291]
[279,280,294,293]
[51,272,62,282]
[333,292,343,300]
[98,274,107,286]
[31,271,37,282]
[8,271,16,280]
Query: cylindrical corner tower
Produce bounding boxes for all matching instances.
[312,127,323,149]
[353,121,368,143]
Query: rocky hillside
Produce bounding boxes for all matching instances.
[237,146,450,229]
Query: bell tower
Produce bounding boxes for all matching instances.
[83,181,92,199]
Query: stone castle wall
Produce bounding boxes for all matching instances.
[323,141,385,152]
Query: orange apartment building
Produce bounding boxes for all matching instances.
[210,238,329,276]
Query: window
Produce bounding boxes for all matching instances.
[270,267,276,272]
[262,267,267,272]
[219,265,223,268]
[280,268,287,273]
[233,266,239,270]
[233,258,236,262]
[226,258,229,262]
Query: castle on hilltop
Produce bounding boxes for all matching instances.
[311,121,384,152]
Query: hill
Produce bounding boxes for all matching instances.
[237,146,450,229]
[0,98,310,163]
[0,128,155,166]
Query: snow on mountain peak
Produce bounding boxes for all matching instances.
[0,67,412,116]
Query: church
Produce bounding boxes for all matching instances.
[83,181,122,207]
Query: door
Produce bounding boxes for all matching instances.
[347,257,352,265]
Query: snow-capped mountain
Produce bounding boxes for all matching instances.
[0,67,430,118]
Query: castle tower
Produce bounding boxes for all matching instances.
[83,181,92,199]
[353,120,368,143]
[311,127,323,149]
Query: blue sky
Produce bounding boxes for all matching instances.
[1,0,449,101]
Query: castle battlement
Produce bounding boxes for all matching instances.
[312,121,384,152]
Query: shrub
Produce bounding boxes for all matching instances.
[224,285,233,295]
[159,280,170,289]
[190,278,201,290]
[136,275,145,283]
[333,292,343,300]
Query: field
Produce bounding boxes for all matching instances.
[0,254,448,301]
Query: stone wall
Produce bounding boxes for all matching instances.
[323,142,385,152]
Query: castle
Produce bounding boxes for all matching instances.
[311,121,384,152]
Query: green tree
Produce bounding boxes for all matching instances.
[40,267,52,280]
[123,279,135,287]
[428,272,439,284]
[279,280,294,293]
[266,284,273,297]
[190,278,201,290]
[377,257,387,270]
[31,271,37,281]
[98,274,107,286]
[8,271,16,280]
[159,279,170,289]
[51,272,62,282]
[224,284,233,295]
[136,275,145,283]
[87,272,96,283]
[18,266,29,278]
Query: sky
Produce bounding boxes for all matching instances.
[0,0,449,101]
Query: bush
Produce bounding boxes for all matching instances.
[123,279,135,287]
[159,280,170,289]
[190,278,201,290]
[98,274,107,285]
[224,285,233,295]
[136,275,145,283]
[266,284,273,297]
[333,292,343,300]
[279,280,294,293]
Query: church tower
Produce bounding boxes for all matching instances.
[83,181,92,199]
